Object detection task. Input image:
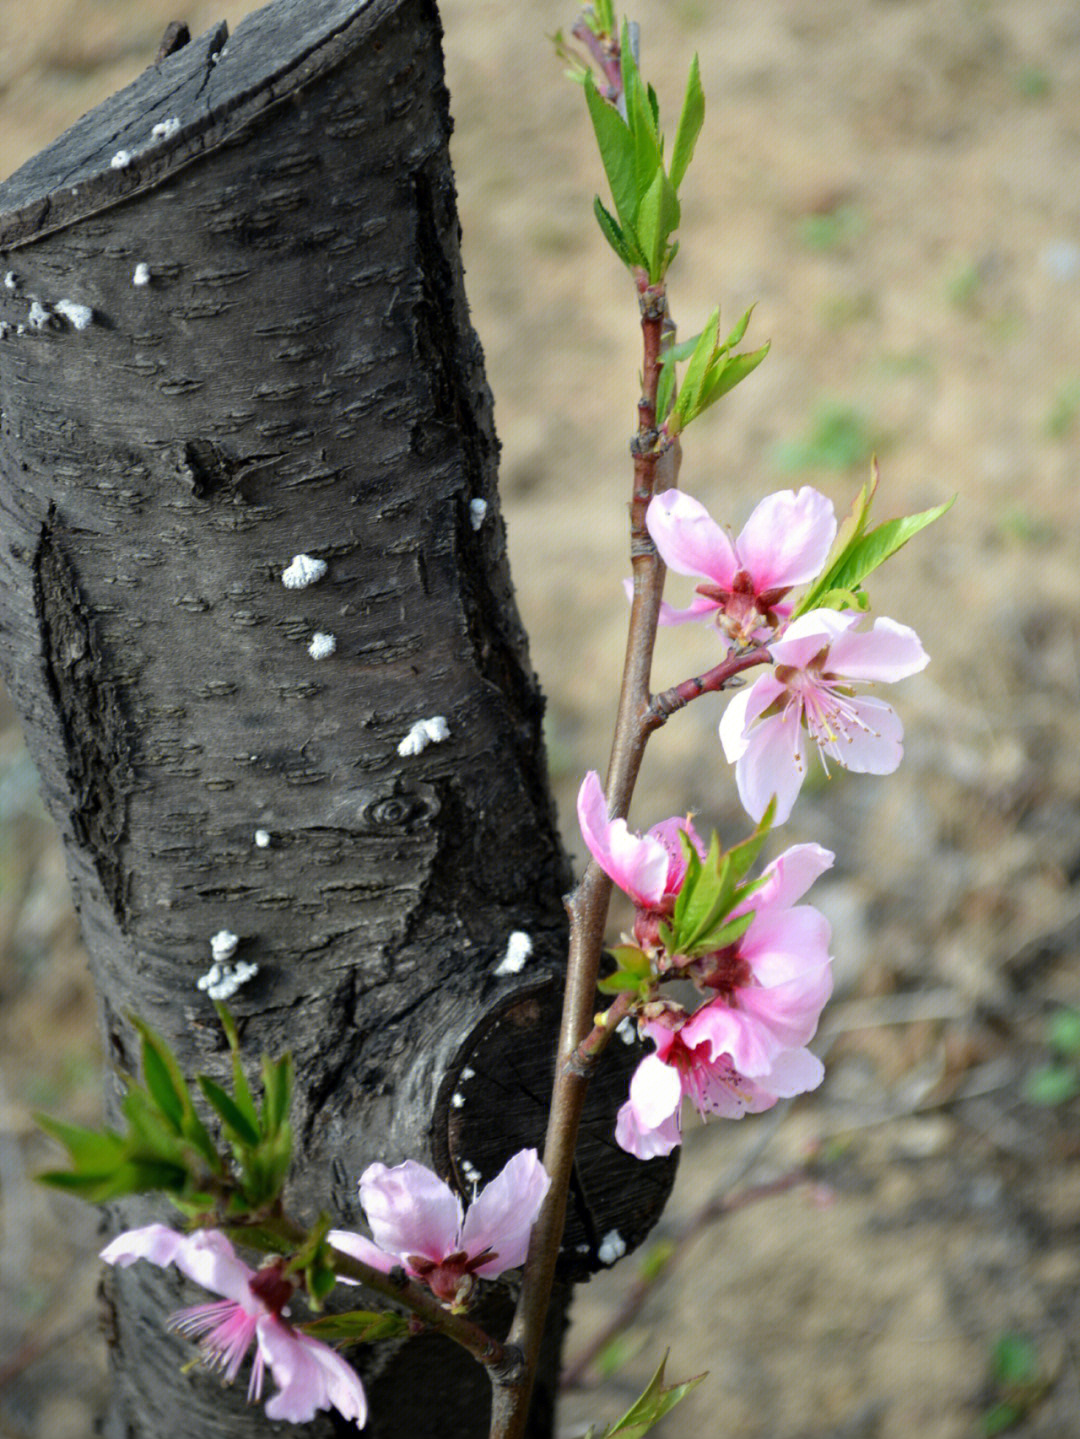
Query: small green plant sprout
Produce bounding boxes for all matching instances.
[1022,1006,1080,1106]
[576,1352,705,1439]
[37,1005,294,1218]
[790,463,954,619]
[772,402,878,473]
[981,1332,1051,1435]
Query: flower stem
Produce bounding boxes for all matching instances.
[491,296,676,1439]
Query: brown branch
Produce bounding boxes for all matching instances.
[646,646,771,730]
[491,296,677,1439]
[257,1213,516,1378]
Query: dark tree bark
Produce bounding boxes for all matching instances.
[0,2,675,1435]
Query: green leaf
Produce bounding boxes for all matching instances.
[197,1075,261,1147]
[213,1001,260,1132]
[699,341,770,409]
[669,54,704,192]
[40,1158,188,1202]
[674,309,719,428]
[131,1020,188,1133]
[805,498,954,609]
[723,304,755,351]
[635,167,680,279]
[301,1311,410,1344]
[35,1114,125,1170]
[593,195,641,269]
[597,1352,707,1437]
[584,74,638,230]
[679,907,756,958]
[261,1053,294,1136]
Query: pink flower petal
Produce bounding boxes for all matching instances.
[656,593,726,627]
[736,487,836,590]
[100,1225,254,1307]
[752,843,834,910]
[762,1046,825,1097]
[718,673,785,763]
[740,905,833,987]
[627,1052,684,1128]
[770,609,853,665]
[359,1160,462,1267]
[826,616,929,682]
[646,489,739,586]
[615,1097,681,1158]
[577,771,670,907]
[731,709,808,824]
[257,1317,367,1428]
[327,1230,397,1281]
[818,695,904,774]
[460,1149,550,1277]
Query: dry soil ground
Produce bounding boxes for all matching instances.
[1,2,1080,1437]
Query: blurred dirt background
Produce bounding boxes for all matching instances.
[2,1,1080,1436]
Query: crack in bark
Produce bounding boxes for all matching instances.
[32,506,133,927]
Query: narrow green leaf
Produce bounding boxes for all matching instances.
[669,54,705,192]
[674,309,719,427]
[139,1034,185,1132]
[599,1352,707,1437]
[40,1158,188,1202]
[645,82,661,132]
[813,498,955,601]
[698,341,770,410]
[35,1114,125,1169]
[608,944,653,978]
[635,168,680,280]
[679,907,756,959]
[301,1311,410,1344]
[593,195,638,269]
[261,1053,295,1137]
[584,74,638,230]
[197,1075,261,1147]
[723,303,755,351]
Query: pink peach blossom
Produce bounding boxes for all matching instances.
[719,608,929,823]
[100,1224,367,1427]
[646,487,836,644]
[330,1149,549,1310]
[615,1009,824,1159]
[677,842,834,1077]
[577,770,704,947]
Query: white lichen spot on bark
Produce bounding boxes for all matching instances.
[397,716,450,757]
[282,554,328,589]
[494,931,533,975]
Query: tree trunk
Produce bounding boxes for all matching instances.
[0,2,676,1434]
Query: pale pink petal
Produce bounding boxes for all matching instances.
[100,1225,253,1306]
[627,1052,684,1127]
[646,815,705,897]
[646,489,738,585]
[819,696,904,774]
[327,1230,397,1281]
[826,616,929,682]
[577,771,669,906]
[689,1003,778,1078]
[615,1098,681,1158]
[359,1161,462,1266]
[740,906,833,987]
[460,1149,550,1277]
[752,843,834,910]
[258,1317,367,1428]
[736,487,836,590]
[100,1223,189,1271]
[718,673,785,763]
[657,593,726,627]
[770,609,852,665]
[732,710,808,824]
[694,1057,778,1119]
[761,1046,825,1097]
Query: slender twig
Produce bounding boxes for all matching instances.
[491,297,675,1439]
[646,646,771,730]
[251,1213,516,1378]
